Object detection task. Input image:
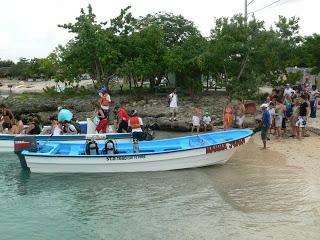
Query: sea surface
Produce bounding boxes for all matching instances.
[0,132,320,240]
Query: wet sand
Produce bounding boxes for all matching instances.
[240,133,320,183]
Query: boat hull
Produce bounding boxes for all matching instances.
[0,133,132,152]
[24,136,250,173]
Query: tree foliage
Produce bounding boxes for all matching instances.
[5,5,320,100]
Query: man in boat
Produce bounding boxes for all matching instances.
[128,110,144,141]
[114,105,129,133]
[260,103,271,150]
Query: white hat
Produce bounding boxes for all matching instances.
[260,103,269,108]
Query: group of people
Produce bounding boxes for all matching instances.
[95,87,145,141]
[168,89,247,134]
[0,104,42,135]
[260,83,319,149]
[222,98,246,130]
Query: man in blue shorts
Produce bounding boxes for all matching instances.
[261,104,271,149]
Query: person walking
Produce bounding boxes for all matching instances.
[168,88,178,121]
[260,104,271,150]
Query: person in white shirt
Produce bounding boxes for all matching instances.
[191,106,201,134]
[168,88,178,121]
[202,112,214,132]
[283,84,293,98]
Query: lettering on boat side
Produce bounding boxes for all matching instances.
[206,138,246,154]
[106,155,146,161]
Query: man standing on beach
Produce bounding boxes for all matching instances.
[168,88,178,121]
[261,104,270,149]
[296,95,310,139]
[235,98,246,128]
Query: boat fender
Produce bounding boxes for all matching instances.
[85,140,99,155]
[14,136,38,169]
[105,140,117,154]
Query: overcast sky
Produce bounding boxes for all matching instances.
[0,0,318,62]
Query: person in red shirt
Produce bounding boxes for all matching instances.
[114,105,129,133]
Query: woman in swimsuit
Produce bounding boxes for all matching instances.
[223,99,234,130]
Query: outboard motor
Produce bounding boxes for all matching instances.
[105,140,117,154]
[85,140,99,155]
[14,136,38,169]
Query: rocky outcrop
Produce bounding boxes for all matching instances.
[1,92,258,131]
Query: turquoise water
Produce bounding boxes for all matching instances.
[1,142,320,239]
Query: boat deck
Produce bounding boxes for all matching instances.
[31,130,252,156]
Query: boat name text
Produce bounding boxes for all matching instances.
[206,138,246,154]
[106,155,146,161]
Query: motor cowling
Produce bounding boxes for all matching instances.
[14,136,38,169]
[105,140,116,154]
[85,140,99,155]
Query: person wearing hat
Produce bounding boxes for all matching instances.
[202,112,214,132]
[260,103,271,149]
[99,87,111,119]
[128,110,144,141]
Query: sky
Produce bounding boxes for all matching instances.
[0,0,319,62]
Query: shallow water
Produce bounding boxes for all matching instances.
[0,132,320,240]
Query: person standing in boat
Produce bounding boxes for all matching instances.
[95,101,108,133]
[128,110,144,141]
[114,105,129,133]
[99,87,111,120]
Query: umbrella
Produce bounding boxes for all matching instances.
[58,109,73,122]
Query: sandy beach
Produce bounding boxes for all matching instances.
[246,130,320,182]
[0,78,92,94]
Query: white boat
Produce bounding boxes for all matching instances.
[18,130,253,173]
[0,119,133,152]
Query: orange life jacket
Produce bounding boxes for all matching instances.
[130,117,140,129]
[101,94,109,107]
